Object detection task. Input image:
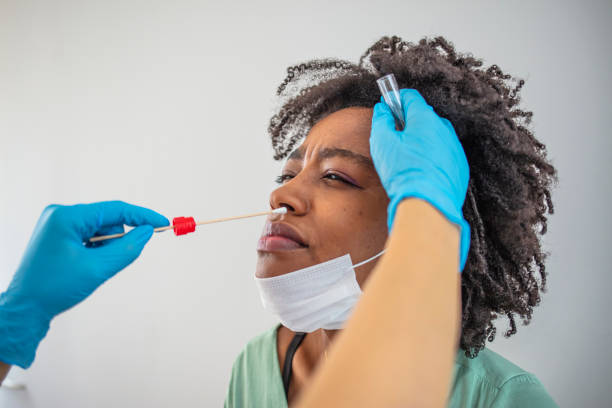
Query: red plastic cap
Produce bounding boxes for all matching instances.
[172,216,196,236]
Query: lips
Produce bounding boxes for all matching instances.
[257,222,308,252]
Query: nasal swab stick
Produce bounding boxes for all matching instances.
[88,207,287,243]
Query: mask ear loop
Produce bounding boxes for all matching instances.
[353,249,386,268]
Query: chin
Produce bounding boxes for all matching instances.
[255,251,312,278]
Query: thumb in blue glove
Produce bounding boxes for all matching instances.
[370,88,471,272]
[0,201,169,368]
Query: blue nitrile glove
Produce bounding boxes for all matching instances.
[370,89,471,272]
[0,201,169,368]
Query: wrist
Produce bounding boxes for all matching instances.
[386,185,462,231]
[387,194,470,272]
[0,292,52,369]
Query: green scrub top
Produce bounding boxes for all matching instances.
[225,324,558,407]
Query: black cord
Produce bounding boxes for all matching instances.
[282,332,307,399]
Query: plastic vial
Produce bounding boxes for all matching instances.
[376,73,405,130]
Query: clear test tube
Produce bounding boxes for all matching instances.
[376,73,405,130]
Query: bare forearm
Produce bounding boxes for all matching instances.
[297,198,461,407]
[0,361,10,386]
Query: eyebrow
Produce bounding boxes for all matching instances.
[287,146,375,170]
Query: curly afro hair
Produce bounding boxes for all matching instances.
[267,35,558,357]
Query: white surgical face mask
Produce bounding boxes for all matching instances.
[254,249,385,333]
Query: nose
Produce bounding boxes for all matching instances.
[269,178,310,216]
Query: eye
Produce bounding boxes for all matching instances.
[324,173,349,183]
[275,174,294,184]
[323,172,359,187]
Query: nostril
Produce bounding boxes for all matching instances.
[279,204,294,213]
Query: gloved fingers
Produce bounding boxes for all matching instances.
[438,117,469,179]
[399,88,432,120]
[92,201,169,227]
[84,224,125,248]
[440,117,456,134]
[91,225,154,280]
[96,224,125,236]
[74,201,169,240]
[371,101,398,135]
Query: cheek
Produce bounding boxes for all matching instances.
[339,198,388,288]
[314,196,388,257]
[355,258,383,289]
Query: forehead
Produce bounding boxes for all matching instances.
[299,107,373,156]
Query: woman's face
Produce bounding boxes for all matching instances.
[256,107,389,288]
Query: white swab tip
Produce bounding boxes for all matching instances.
[272,207,287,214]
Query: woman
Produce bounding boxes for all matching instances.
[225,36,558,407]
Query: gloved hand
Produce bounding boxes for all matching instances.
[0,201,169,368]
[370,89,471,272]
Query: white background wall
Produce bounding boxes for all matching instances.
[1,0,610,406]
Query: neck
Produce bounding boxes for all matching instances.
[312,328,340,366]
[321,328,340,345]
[281,327,343,404]
[296,328,342,370]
